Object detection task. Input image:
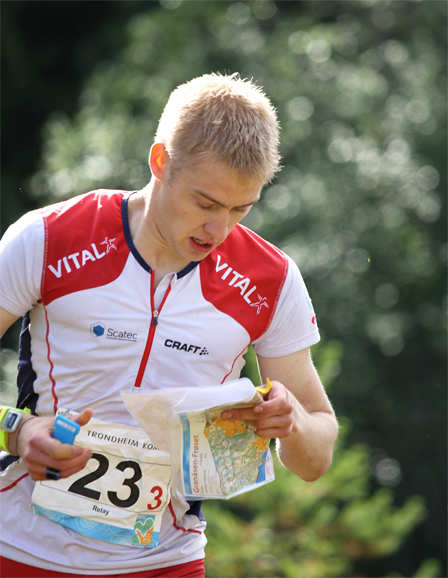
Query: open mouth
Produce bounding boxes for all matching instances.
[191,237,213,252]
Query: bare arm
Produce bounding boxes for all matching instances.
[221,348,338,481]
[258,348,338,480]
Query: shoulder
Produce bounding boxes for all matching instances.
[0,209,46,317]
[205,224,289,282]
[0,208,45,275]
[1,207,45,245]
[42,189,128,223]
[222,223,287,267]
[40,190,131,305]
[198,225,289,342]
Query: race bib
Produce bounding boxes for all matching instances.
[32,412,172,549]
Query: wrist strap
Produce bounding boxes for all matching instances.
[0,406,9,452]
[0,406,31,454]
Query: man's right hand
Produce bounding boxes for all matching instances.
[13,410,93,481]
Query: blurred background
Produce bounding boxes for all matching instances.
[1,1,446,576]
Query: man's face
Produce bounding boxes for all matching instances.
[153,158,262,263]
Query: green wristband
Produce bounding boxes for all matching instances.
[0,406,31,454]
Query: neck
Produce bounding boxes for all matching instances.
[127,183,191,284]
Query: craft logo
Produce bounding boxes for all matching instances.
[164,339,209,356]
[133,514,155,546]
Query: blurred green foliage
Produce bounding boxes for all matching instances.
[203,427,432,577]
[1,1,446,576]
[227,344,435,577]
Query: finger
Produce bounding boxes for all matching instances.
[54,448,93,479]
[44,467,61,481]
[59,458,92,480]
[48,410,92,458]
[73,408,93,427]
[223,399,290,421]
[256,424,292,439]
[221,404,264,421]
[243,419,258,428]
[49,447,92,470]
[27,431,87,463]
[253,412,293,431]
[252,411,294,438]
[25,437,91,467]
[50,440,78,460]
[30,411,91,455]
[254,400,293,417]
[28,448,92,480]
[254,389,294,415]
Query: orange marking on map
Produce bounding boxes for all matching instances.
[253,437,269,452]
[213,418,247,436]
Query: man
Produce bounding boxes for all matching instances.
[0,73,338,577]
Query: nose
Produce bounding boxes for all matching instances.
[204,212,230,244]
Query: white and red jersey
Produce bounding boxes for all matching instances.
[0,190,319,574]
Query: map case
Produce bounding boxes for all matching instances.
[122,378,275,500]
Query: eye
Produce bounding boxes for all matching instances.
[197,201,213,210]
[234,206,251,214]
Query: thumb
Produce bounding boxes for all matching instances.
[73,408,94,427]
[49,411,93,460]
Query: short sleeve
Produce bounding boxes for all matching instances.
[0,210,45,316]
[253,256,319,357]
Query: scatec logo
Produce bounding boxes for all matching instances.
[91,322,105,337]
[90,322,137,342]
[164,339,209,356]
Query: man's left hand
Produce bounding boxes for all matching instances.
[221,380,294,439]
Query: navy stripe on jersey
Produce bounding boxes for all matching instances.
[1,316,37,472]
[121,192,151,273]
[17,312,39,414]
[186,500,205,522]
[121,193,200,279]
[0,453,19,472]
[1,312,40,469]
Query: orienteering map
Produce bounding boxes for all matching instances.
[181,406,274,499]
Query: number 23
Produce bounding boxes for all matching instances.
[68,452,164,510]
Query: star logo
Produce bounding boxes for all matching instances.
[250,295,269,315]
[100,237,117,254]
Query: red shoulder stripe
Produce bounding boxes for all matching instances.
[41,191,129,305]
[200,225,288,342]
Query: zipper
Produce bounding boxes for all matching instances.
[134,271,171,388]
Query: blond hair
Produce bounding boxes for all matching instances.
[153,73,281,185]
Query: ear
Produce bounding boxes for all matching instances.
[149,143,170,180]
